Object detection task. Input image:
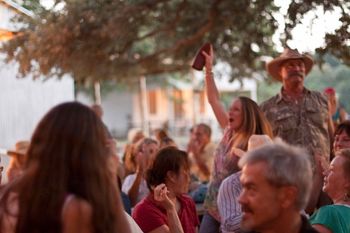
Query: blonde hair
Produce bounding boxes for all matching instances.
[230,96,273,151]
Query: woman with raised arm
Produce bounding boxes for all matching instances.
[0,102,130,233]
[198,45,273,233]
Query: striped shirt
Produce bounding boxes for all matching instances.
[217,171,243,233]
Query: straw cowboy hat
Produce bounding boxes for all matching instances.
[232,134,272,158]
[7,141,30,157]
[266,48,314,82]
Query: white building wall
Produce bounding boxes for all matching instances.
[76,90,134,138]
[0,1,19,30]
[0,62,74,183]
[0,66,74,148]
[0,2,75,182]
[148,89,169,129]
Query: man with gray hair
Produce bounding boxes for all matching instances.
[238,141,318,233]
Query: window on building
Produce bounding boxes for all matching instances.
[173,90,183,119]
[148,90,157,114]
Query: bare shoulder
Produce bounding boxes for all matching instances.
[62,195,93,233]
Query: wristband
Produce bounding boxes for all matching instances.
[206,71,214,77]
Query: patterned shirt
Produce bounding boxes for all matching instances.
[203,127,240,221]
[217,171,243,233]
[260,88,330,163]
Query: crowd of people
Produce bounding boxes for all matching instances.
[0,46,349,233]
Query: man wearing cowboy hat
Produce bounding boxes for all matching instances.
[260,47,333,214]
[6,140,30,182]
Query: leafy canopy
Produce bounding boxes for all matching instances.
[1,0,349,84]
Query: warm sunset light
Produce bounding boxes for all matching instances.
[0,29,15,41]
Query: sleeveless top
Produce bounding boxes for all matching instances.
[203,127,240,221]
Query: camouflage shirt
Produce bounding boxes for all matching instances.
[260,88,330,162]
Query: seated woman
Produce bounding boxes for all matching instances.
[333,120,350,154]
[310,149,350,233]
[122,138,159,207]
[132,147,199,233]
[0,102,130,233]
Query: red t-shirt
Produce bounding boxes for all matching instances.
[132,194,199,233]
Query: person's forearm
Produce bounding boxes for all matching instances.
[127,172,143,206]
[205,71,220,106]
[166,207,184,233]
[205,71,228,128]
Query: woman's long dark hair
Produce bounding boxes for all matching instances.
[0,102,123,233]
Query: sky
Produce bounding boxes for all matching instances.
[39,0,343,53]
[273,0,343,52]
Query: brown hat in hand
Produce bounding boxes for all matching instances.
[266,48,314,82]
[232,134,273,158]
[192,43,211,71]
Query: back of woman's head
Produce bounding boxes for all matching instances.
[239,97,272,135]
[27,102,108,178]
[146,147,189,190]
[2,102,121,233]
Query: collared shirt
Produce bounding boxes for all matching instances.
[217,171,243,233]
[132,194,199,233]
[260,87,330,162]
[246,215,319,233]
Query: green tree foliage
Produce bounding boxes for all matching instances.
[286,0,350,66]
[305,64,350,112]
[1,0,349,84]
[19,0,45,12]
